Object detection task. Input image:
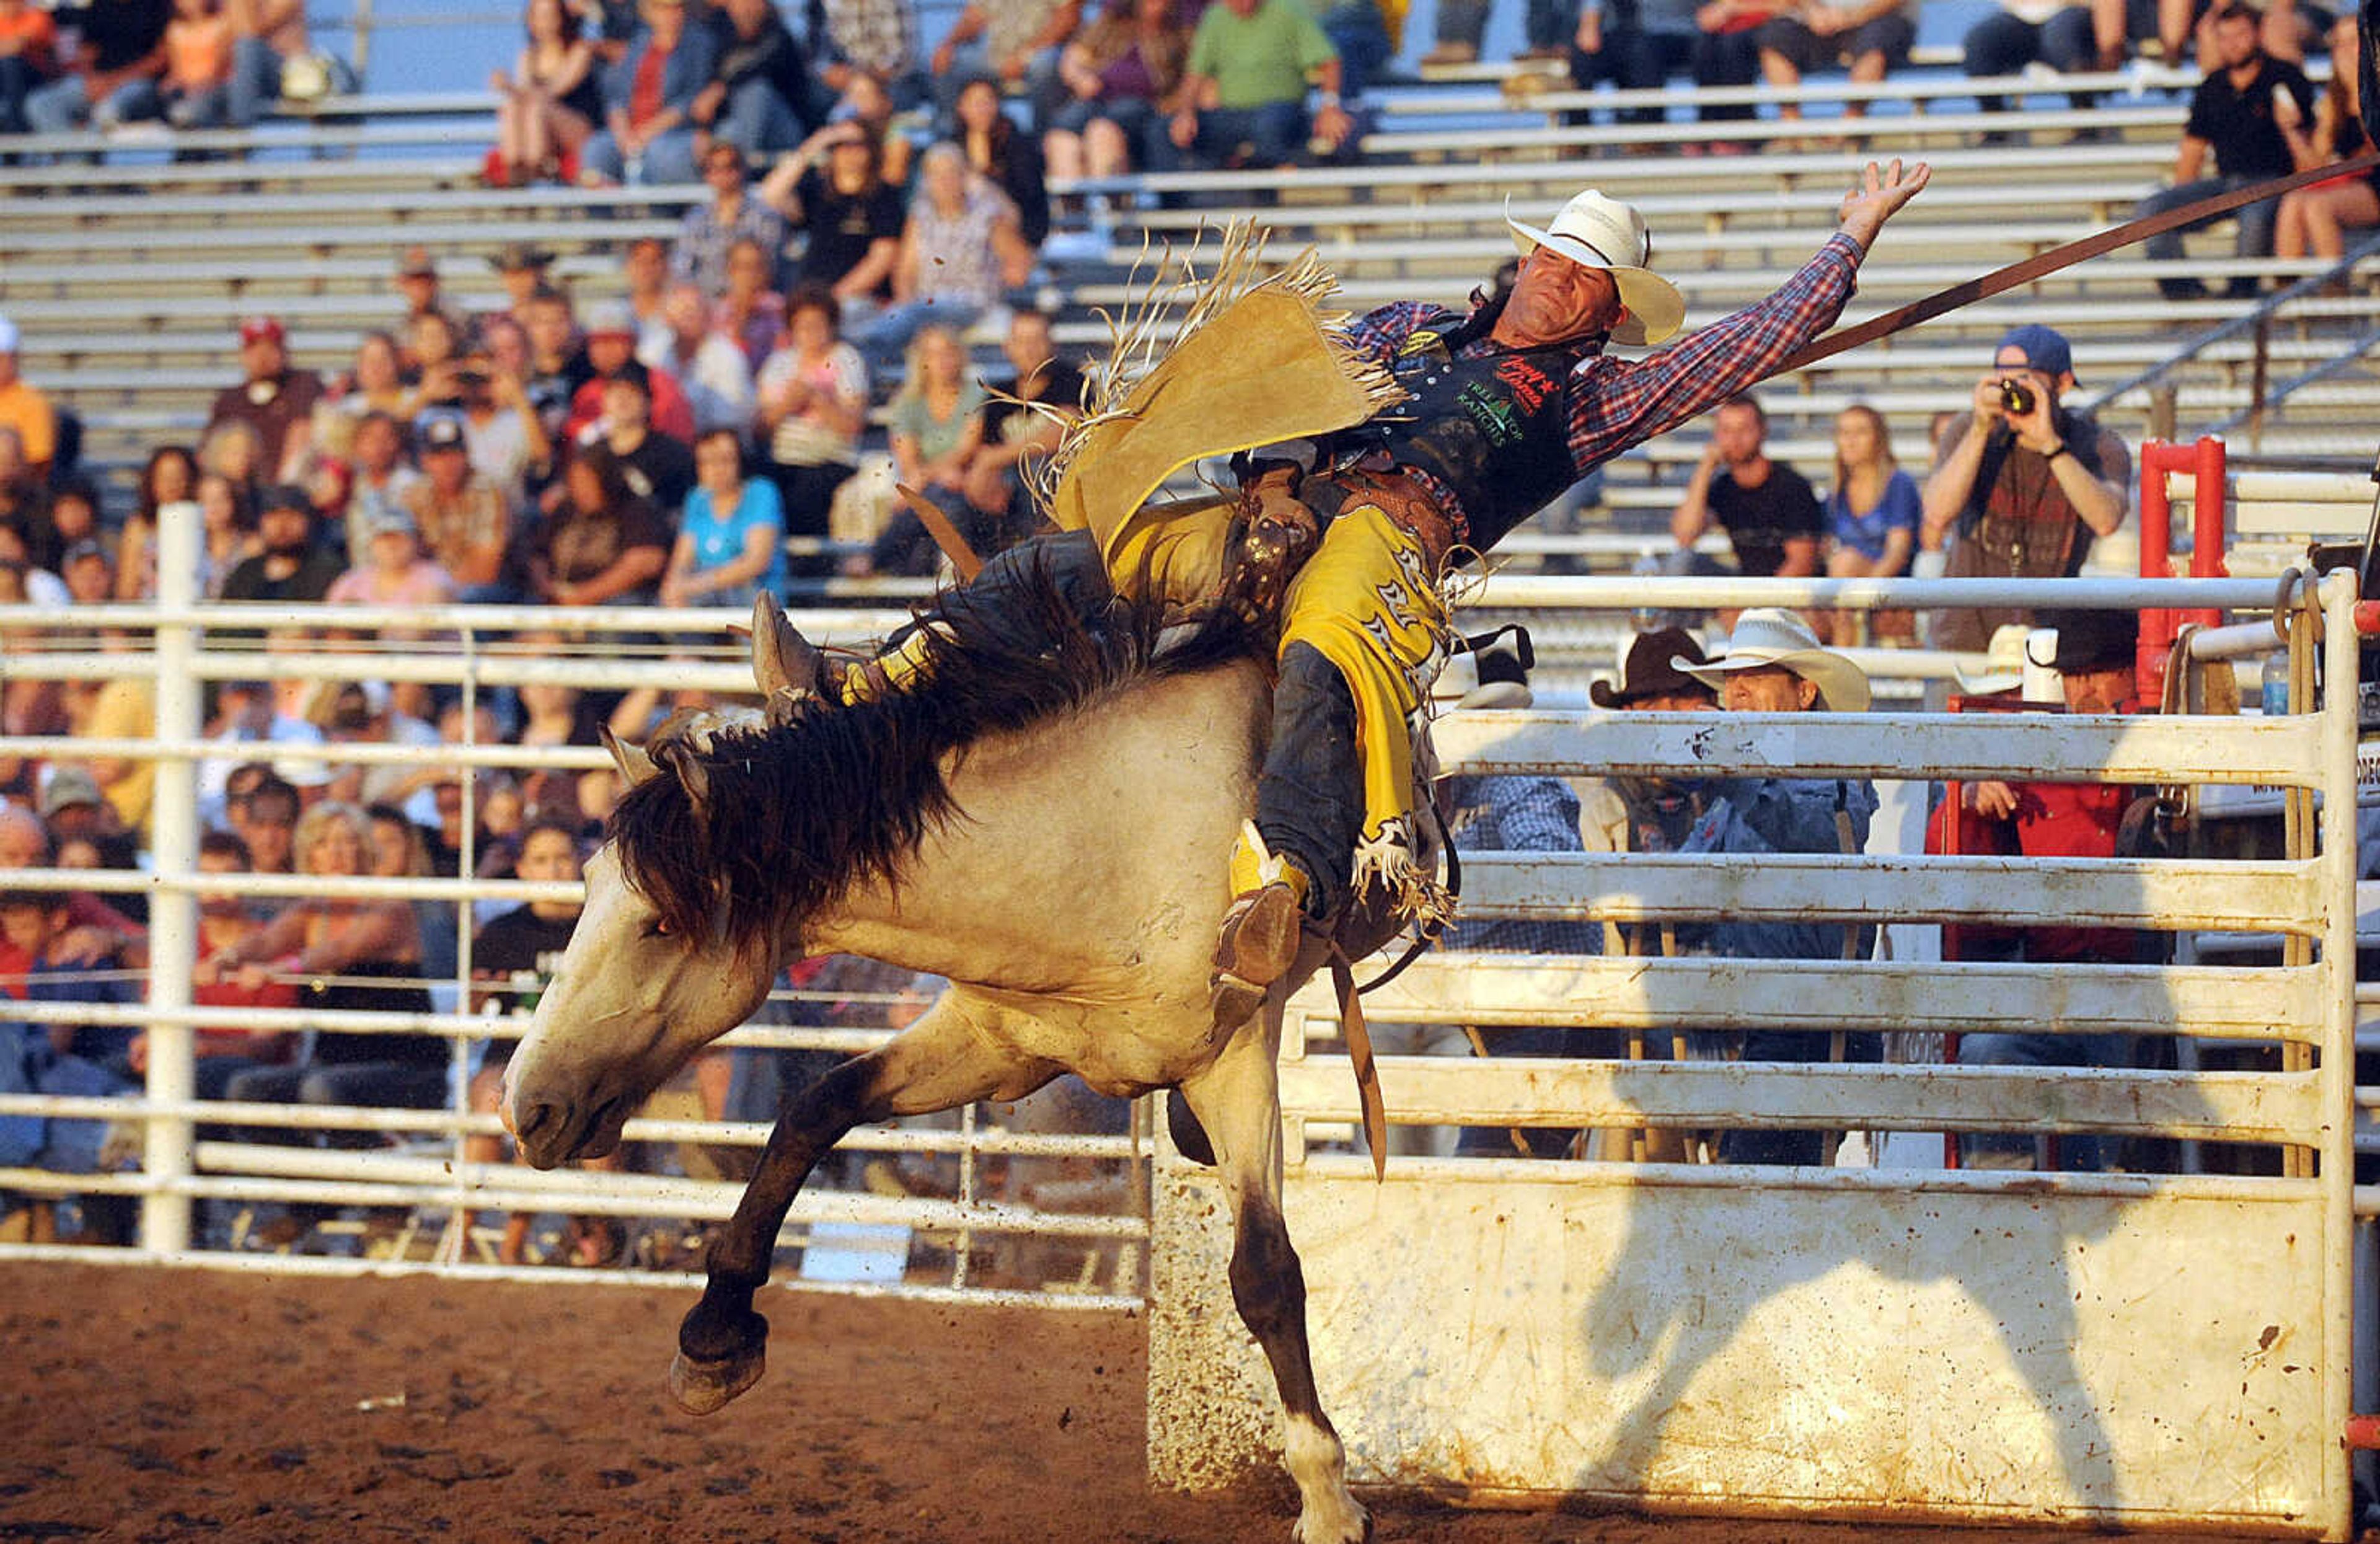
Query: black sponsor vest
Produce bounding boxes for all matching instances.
[1347,313,1593,549]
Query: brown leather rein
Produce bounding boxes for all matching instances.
[1778,151,2380,374]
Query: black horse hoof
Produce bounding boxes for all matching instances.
[669,1345,765,1414]
[673,1301,767,1414]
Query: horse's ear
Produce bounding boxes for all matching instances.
[750,591,821,701]
[602,726,661,788]
[656,737,712,813]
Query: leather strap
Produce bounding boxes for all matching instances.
[1330,945,1391,1180]
[894,483,985,583]
[1778,151,2380,374]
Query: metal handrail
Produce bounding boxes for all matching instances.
[2088,229,2380,435]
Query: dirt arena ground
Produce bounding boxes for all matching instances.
[0,1261,2281,1543]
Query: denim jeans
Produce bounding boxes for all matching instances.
[1253,641,1367,922]
[1144,99,1308,170]
[0,55,37,134]
[1957,1030,2125,1170]
[1567,28,1688,125]
[164,83,231,129]
[1962,6,2100,112]
[1690,28,1762,122]
[1320,1,1392,95]
[1693,1028,1883,1167]
[25,73,162,132]
[852,295,986,366]
[1435,0,1489,48]
[581,123,701,185]
[2142,175,2285,294]
[715,76,804,156]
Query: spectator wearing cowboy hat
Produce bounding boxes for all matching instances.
[1670,607,1877,1166]
[205,315,321,486]
[1577,625,1718,863]
[490,242,558,324]
[393,247,459,334]
[218,483,342,605]
[1928,607,2147,1170]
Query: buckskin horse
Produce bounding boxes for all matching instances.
[502,569,1402,1544]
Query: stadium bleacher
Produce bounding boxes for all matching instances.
[7,34,2380,524]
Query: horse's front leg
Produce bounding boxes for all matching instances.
[1178,1016,1367,1544]
[673,992,1056,1414]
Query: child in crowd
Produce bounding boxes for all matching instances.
[326,508,460,619]
[0,889,137,1245]
[128,831,300,1100]
[161,0,236,128]
[460,818,609,1264]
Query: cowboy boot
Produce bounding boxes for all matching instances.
[1210,821,1311,1028]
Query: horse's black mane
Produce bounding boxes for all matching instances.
[608,552,1261,956]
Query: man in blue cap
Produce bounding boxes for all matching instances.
[1918,323,2131,653]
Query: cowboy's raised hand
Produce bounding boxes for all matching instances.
[1835,158,1931,252]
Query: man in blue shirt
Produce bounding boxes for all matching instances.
[1672,609,1879,1167]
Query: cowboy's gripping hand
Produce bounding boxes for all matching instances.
[1835,159,1932,253]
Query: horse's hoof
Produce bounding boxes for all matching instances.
[669,1346,765,1415]
[1290,1500,1371,1544]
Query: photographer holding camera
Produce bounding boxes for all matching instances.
[1919,324,2130,652]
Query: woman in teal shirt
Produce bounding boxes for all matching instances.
[661,427,788,612]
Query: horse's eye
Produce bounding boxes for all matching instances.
[647,917,675,939]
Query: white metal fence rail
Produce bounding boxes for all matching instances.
[0,507,1141,1302]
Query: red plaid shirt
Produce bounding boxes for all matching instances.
[1342,232,1865,539]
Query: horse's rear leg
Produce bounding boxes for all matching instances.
[1178,1023,1367,1544]
[673,992,1056,1414]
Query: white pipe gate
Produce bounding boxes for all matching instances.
[0,506,1143,1302]
[1151,572,2366,1538]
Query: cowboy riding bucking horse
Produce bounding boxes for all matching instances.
[832,158,1931,1024]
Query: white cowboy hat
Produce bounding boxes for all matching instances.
[1675,607,1871,713]
[1504,189,1688,348]
[1953,623,2037,697]
[1430,644,1533,710]
[1957,623,2068,702]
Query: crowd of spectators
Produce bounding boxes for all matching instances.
[1651,319,2135,656]
[0,1,2335,1250]
[0,169,1098,1242]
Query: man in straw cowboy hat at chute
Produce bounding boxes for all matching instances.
[1207,159,1929,1021]
[1664,607,1878,1166]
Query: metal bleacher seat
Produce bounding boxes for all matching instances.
[12,50,2377,490]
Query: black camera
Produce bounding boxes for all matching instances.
[1998,377,2036,417]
